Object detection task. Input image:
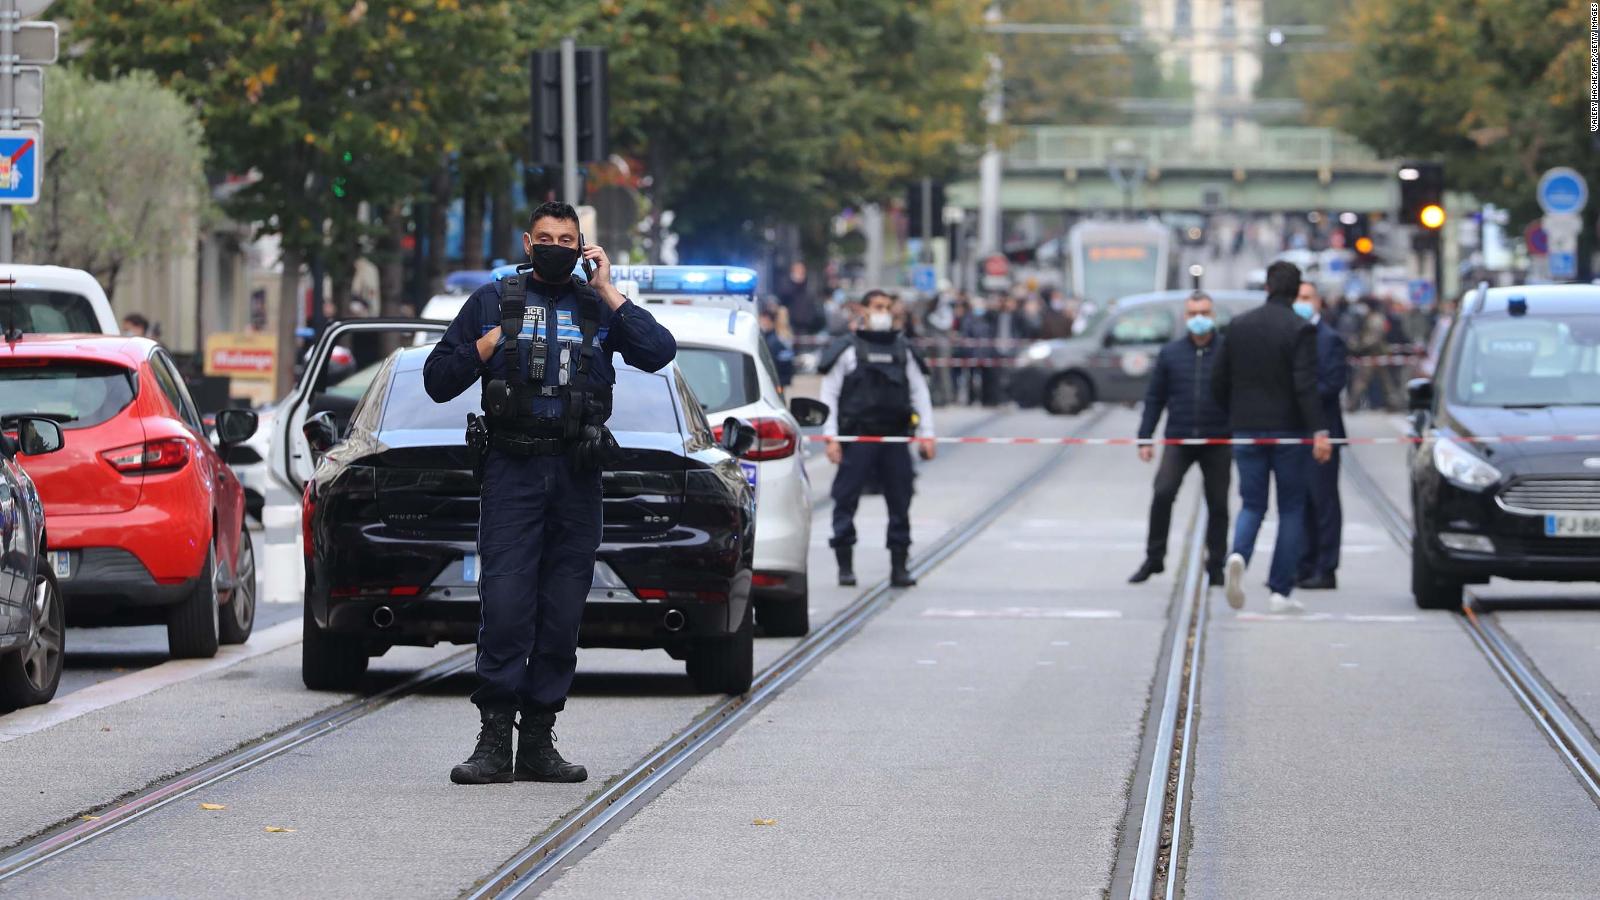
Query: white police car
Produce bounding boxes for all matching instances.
[650,301,827,637]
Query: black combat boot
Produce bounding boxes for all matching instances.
[450,706,515,785]
[1128,558,1164,583]
[890,548,917,587]
[515,710,588,783]
[835,545,857,587]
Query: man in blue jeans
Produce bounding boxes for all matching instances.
[1211,262,1333,612]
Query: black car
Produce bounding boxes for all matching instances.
[0,415,66,710]
[300,345,760,693]
[1407,284,1600,609]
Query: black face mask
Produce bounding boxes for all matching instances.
[528,243,580,283]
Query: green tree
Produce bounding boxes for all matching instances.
[1302,0,1596,230]
[998,0,1163,126]
[21,69,207,303]
[65,0,522,393]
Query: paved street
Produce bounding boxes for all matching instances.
[3,406,1598,898]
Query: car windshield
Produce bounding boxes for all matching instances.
[381,366,682,434]
[0,361,136,427]
[1081,246,1160,304]
[1448,314,1600,407]
[0,290,101,333]
[674,347,758,413]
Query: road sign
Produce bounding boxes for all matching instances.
[0,130,41,205]
[1407,278,1435,307]
[1550,251,1578,280]
[14,22,58,65]
[12,67,42,120]
[1536,167,1588,216]
[1524,221,1548,256]
[911,264,937,294]
[983,254,1009,278]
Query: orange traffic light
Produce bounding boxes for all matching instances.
[1354,236,1374,254]
[1419,204,1446,229]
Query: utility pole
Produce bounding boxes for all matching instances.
[1,0,15,263]
[919,178,934,263]
[976,3,1003,257]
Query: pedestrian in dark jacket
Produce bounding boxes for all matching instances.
[1130,292,1232,585]
[1293,281,1349,590]
[1211,261,1333,612]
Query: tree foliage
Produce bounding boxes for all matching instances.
[999,0,1168,125]
[22,68,207,300]
[1301,0,1596,228]
[526,0,992,262]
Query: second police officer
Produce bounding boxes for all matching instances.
[820,290,937,589]
[424,201,676,786]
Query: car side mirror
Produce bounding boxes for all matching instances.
[214,408,259,447]
[303,410,340,455]
[1406,377,1434,412]
[719,416,757,457]
[16,418,64,456]
[789,397,830,428]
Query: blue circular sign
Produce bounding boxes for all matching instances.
[1536,167,1588,215]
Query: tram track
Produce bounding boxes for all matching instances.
[1112,496,1210,900]
[1344,451,1600,805]
[464,407,1112,898]
[0,405,1105,891]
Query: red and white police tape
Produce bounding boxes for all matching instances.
[809,434,1600,446]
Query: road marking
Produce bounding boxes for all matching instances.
[921,607,1122,620]
[1233,612,1420,624]
[0,618,302,743]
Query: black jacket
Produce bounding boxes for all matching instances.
[1211,296,1325,435]
[1312,318,1349,439]
[422,277,677,415]
[1138,335,1231,440]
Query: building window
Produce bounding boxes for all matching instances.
[1175,0,1191,30]
[1221,0,1236,29]
[1219,54,1235,95]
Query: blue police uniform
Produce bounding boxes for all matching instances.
[423,274,675,713]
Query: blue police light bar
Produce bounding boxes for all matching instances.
[611,265,758,295]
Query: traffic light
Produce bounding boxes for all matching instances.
[531,48,609,167]
[1339,213,1377,268]
[905,181,946,239]
[1398,161,1444,229]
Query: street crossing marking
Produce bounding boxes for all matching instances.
[921,607,1123,619]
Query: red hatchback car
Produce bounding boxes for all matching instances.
[0,334,259,658]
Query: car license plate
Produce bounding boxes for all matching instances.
[1544,514,1600,538]
[48,551,70,579]
[462,554,479,583]
[739,461,758,491]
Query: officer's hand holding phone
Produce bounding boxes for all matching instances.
[825,438,842,465]
[476,326,502,363]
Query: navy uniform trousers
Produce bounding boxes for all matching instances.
[471,450,603,712]
[829,442,914,551]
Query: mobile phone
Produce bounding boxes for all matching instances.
[579,232,596,279]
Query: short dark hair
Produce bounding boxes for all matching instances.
[1265,261,1302,299]
[862,289,892,306]
[122,313,149,329]
[528,201,579,230]
[1186,290,1212,306]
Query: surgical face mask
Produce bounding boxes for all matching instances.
[1293,301,1315,320]
[866,311,894,332]
[528,243,580,283]
[1186,315,1215,336]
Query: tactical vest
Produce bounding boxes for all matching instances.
[481,269,612,442]
[835,332,913,436]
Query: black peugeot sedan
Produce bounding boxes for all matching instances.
[0,414,66,710]
[300,345,758,693]
[1407,284,1600,609]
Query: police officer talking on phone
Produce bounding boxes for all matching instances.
[424,201,676,786]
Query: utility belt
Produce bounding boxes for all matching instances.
[840,417,913,438]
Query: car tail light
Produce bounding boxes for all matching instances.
[712,417,799,461]
[752,573,786,588]
[332,585,421,598]
[302,484,316,559]
[636,589,668,601]
[100,438,190,474]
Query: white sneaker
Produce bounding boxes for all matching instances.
[1269,592,1306,614]
[1224,553,1247,610]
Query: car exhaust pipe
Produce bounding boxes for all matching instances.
[372,606,396,629]
[662,609,686,632]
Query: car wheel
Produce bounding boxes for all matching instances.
[218,526,257,645]
[0,570,65,712]
[1412,537,1463,610]
[755,587,809,638]
[1044,373,1092,415]
[167,543,221,659]
[687,602,754,694]
[301,608,368,691]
